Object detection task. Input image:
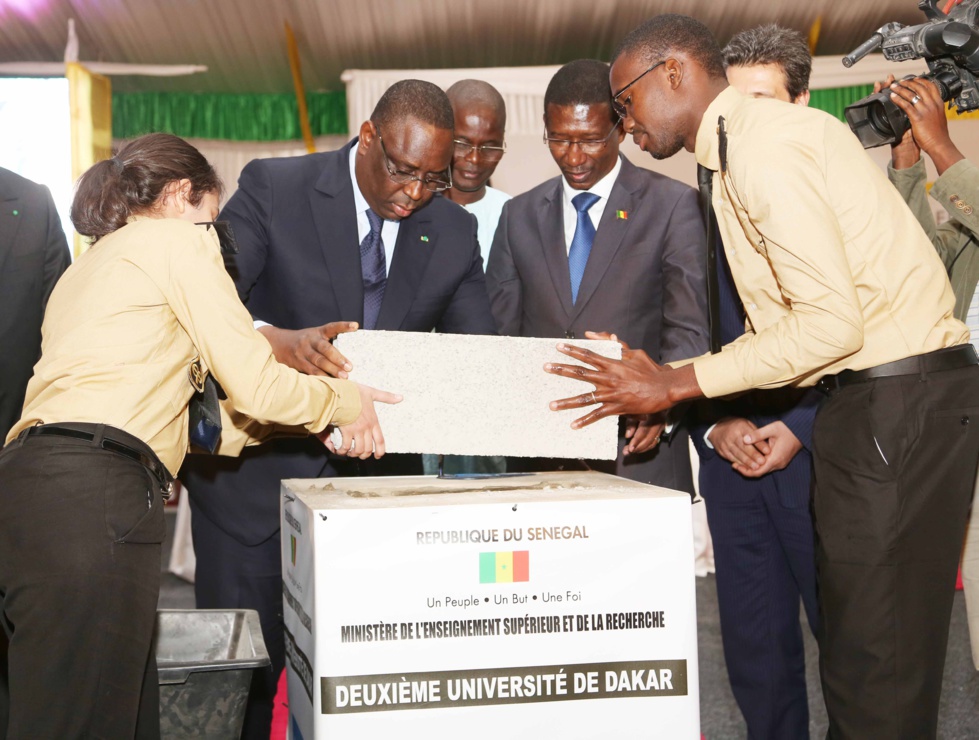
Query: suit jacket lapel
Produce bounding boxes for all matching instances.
[376,207,436,330]
[570,158,637,320]
[310,142,363,323]
[539,180,574,317]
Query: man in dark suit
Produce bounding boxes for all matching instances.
[0,166,71,735]
[486,59,707,491]
[0,168,71,441]
[180,80,496,739]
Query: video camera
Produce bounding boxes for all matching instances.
[842,0,979,148]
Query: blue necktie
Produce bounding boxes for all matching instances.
[568,192,600,304]
[360,208,386,330]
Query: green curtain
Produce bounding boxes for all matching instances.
[112,83,873,142]
[809,84,874,122]
[112,91,348,141]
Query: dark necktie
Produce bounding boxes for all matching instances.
[568,192,601,304]
[698,165,722,354]
[360,208,386,330]
[698,164,746,352]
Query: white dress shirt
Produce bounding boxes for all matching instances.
[560,156,622,255]
[349,145,400,273]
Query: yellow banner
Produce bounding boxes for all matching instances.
[947,106,979,121]
[285,22,315,154]
[66,61,112,255]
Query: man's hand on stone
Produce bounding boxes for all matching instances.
[546,343,696,427]
[260,321,358,378]
[579,333,667,452]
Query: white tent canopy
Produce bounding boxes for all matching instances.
[0,0,936,94]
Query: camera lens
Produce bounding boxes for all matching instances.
[923,70,963,102]
[867,100,896,139]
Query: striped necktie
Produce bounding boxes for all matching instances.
[361,208,386,330]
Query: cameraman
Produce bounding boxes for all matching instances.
[881,72,979,670]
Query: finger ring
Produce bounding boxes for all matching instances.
[652,436,661,444]
[911,94,921,105]
[588,392,597,405]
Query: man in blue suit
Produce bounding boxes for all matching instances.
[689,26,821,740]
[180,80,496,739]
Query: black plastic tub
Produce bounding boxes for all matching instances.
[155,609,271,739]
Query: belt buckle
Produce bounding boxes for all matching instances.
[817,375,841,395]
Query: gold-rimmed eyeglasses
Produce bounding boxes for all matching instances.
[612,60,666,118]
[373,125,453,192]
[453,139,507,162]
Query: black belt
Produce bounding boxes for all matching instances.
[817,344,979,395]
[19,423,174,499]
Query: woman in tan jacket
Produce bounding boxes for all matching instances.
[0,133,399,739]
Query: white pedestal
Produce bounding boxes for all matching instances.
[281,471,700,739]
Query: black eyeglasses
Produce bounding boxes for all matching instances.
[543,119,621,155]
[453,139,507,162]
[612,60,666,118]
[373,124,453,192]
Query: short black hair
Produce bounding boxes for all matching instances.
[612,14,726,82]
[371,79,454,131]
[544,59,617,123]
[723,24,812,101]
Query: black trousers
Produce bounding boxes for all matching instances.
[813,364,979,739]
[0,427,166,739]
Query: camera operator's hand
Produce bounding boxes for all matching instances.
[883,75,965,175]
[874,74,920,169]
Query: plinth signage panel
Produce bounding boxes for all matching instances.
[281,472,699,739]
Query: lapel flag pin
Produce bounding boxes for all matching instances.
[420,235,430,242]
[616,210,628,220]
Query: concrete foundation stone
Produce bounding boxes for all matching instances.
[333,331,621,460]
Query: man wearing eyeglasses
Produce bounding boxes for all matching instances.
[445,79,510,265]
[180,79,496,740]
[546,15,979,739]
[416,79,512,478]
[486,59,708,491]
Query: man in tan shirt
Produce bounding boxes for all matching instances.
[548,14,979,738]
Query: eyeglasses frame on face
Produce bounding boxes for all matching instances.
[611,60,666,119]
[452,139,507,162]
[543,117,623,155]
[372,123,453,192]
